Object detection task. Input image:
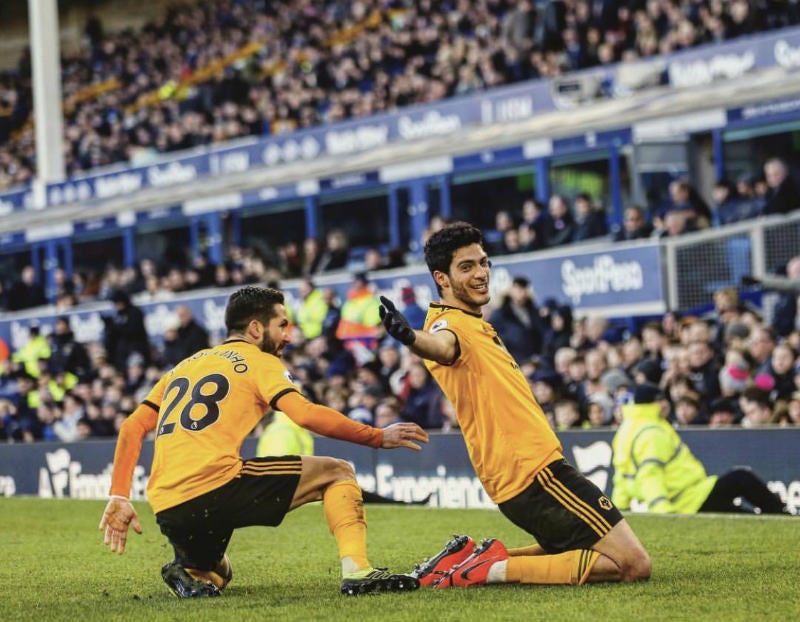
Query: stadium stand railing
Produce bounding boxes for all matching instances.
[662,211,800,311]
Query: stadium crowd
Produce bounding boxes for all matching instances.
[1,252,799,443]
[2,0,800,189]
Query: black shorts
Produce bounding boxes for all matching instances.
[498,459,623,554]
[155,456,303,569]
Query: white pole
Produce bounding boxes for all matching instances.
[28,0,65,207]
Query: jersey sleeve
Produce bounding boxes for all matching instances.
[428,309,468,364]
[140,373,169,411]
[250,354,302,408]
[276,391,383,448]
[108,402,158,497]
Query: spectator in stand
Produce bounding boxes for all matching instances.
[495,227,526,256]
[398,286,427,331]
[102,289,151,373]
[761,343,798,402]
[710,178,762,226]
[6,266,46,311]
[485,210,517,255]
[542,304,573,365]
[489,276,545,364]
[316,229,350,274]
[718,356,751,399]
[664,178,711,229]
[296,278,330,340]
[673,394,707,425]
[374,396,403,428]
[747,326,778,374]
[543,194,576,247]
[11,325,51,381]
[277,241,304,279]
[52,392,88,443]
[6,371,39,442]
[347,383,383,426]
[612,206,653,242]
[742,256,800,337]
[553,398,585,431]
[571,193,608,242]
[301,238,325,277]
[640,321,668,369]
[173,305,210,360]
[399,360,445,430]
[320,288,342,339]
[582,349,609,397]
[786,391,800,426]
[520,199,550,251]
[528,367,562,424]
[736,172,767,210]
[707,396,742,427]
[740,387,775,427]
[48,316,91,388]
[708,287,744,354]
[335,273,382,358]
[363,248,385,272]
[761,157,800,215]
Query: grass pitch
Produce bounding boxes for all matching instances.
[0,498,797,622]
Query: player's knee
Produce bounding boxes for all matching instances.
[621,549,652,582]
[328,458,356,483]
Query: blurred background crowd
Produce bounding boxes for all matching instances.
[1,256,799,443]
[2,0,800,189]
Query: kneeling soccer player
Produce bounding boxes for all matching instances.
[99,286,428,597]
[380,222,651,588]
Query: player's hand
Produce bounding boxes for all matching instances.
[379,296,416,346]
[99,496,142,554]
[380,422,429,451]
[741,275,760,287]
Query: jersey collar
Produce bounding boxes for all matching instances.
[429,302,483,318]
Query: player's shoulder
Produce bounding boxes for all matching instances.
[426,303,480,332]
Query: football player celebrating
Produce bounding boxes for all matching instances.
[380,222,651,588]
[100,286,427,597]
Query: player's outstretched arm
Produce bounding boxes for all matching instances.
[99,403,156,554]
[380,422,429,451]
[278,393,429,450]
[99,496,142,554]
[379,296,458,365]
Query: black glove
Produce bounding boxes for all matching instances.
[379,296,416,346]
[741,275,761,287]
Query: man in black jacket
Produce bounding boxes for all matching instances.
[489,276,545,364]
[103,289,151,372]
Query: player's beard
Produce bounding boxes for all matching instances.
[259,333,281,356]
[450,278,490,312]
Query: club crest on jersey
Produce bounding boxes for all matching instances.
[493,335,509,354]
[284,370,299,386]
[429,319,448,332]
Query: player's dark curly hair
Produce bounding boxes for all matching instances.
[225,286,285,333]
[423,222,485,292]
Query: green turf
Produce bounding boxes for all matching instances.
[0,498,797,622]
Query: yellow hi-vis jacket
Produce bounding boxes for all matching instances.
[611,403,717,513]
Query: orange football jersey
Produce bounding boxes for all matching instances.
[140,339,300,513]
[423,303,562,504]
